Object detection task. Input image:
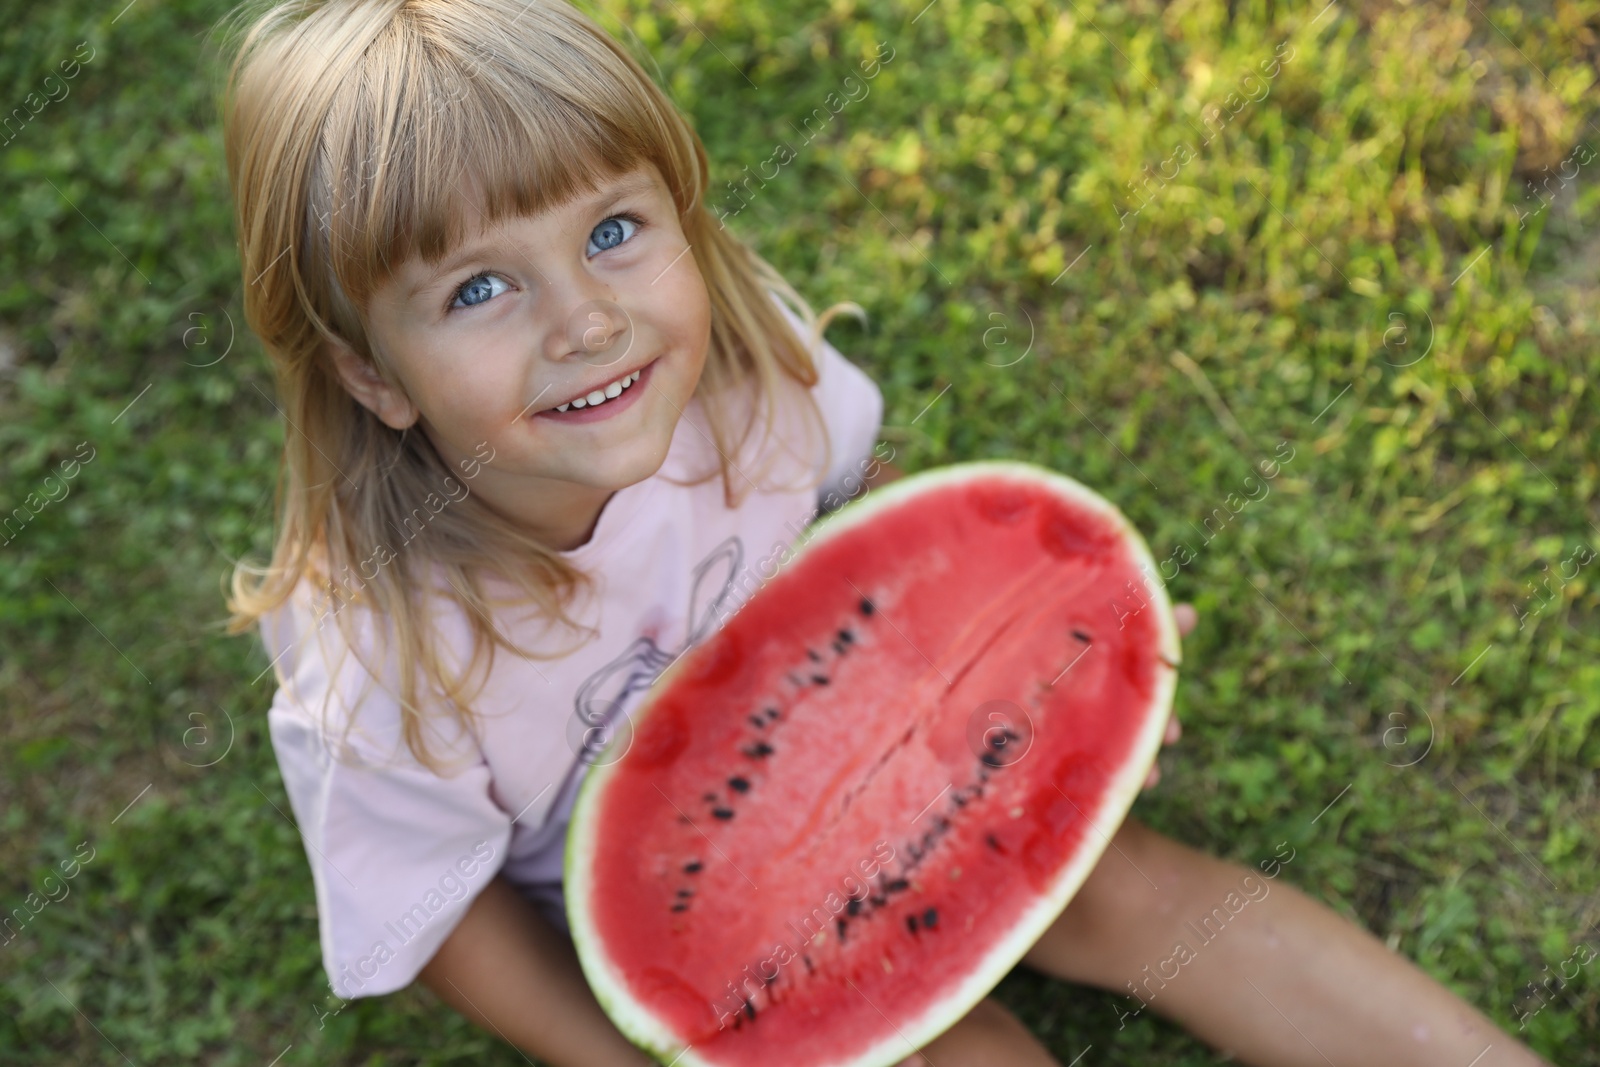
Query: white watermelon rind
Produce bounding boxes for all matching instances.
[565,460,1181,1067]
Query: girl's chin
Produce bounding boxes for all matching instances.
[550,436,675,491]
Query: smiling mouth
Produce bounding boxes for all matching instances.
[552,366,643,412]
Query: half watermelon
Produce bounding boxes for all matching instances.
[566,461,1181,1066]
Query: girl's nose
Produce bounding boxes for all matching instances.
[564,296,634,370]
[541,269,635,368]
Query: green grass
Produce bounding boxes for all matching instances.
[2,0,1597,1062]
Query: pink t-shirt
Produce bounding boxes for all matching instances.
[259,299,884,1000]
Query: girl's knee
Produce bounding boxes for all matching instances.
[1070,819,1256,941]
[1072,817,1166,915]
[1023,819,1193,979]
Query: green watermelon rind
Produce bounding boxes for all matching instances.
[565,460,1181,1067]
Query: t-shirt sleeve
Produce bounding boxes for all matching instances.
[770,296,885,509]
[260,582,513,1000]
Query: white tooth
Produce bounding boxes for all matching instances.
[586,389,606,405]
[619,375,633,389]
[630,369,640,381]
[557,402,570,412]
[604,379,622,399]
[571,397,587,408]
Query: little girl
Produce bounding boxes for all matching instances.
[220,1,1550,1063]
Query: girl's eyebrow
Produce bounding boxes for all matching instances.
[405,170,660,303]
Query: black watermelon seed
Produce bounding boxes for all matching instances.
[846,898,863,916]
[684,860,702,873]
[886,878,909,893]
[980,753,1003,768]
[906,914,919,934]
[807,648,822,662]
[728,776,750,793]
[743,742,774,758]
[743,999,756,1022]
[765,707,780,720]
[923,908,939,929]
[671,902,688,912]
[986,833,1004,852]
[803,955,815,973]
[677,888,693,897]
[832,640,847,654]
[952,793,968,807]
[836,918,848,941]
[711,807,735,820]
[870,895,887,907]
[749,715,765,728]
[859,598,875,615]
[1072,628,1092,643]
[838,628,855,644]
[811,674,829,685]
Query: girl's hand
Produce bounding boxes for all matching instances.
[1143,602,1196,790]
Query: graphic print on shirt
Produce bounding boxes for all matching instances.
[566,535,747,769]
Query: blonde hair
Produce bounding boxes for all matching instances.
[216,0,847,773]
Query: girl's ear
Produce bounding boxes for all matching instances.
[325,337,420,430]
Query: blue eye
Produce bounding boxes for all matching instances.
[588,213,642,256]
[445,211,644,313]
[449,273,509,311]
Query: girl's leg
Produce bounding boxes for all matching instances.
[1022,817,1550,1067]
[893,996,1063,1067]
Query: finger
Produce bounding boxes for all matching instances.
[1174,602,1197,637]
[1164,716,1181,745]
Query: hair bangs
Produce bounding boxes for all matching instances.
[309,2,685,343]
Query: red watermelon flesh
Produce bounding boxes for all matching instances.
[565,462,1180,1067]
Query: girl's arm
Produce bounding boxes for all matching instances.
[863,458,905,491]
[416,874,654,1066]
